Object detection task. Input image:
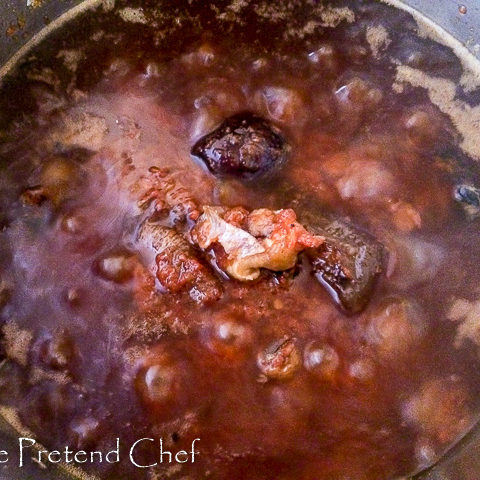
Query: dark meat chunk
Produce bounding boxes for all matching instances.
[19,383,83,441]
[138,221,222,305]
[455,184,480,219]
[301,211,385,314]
[191,112,289,179]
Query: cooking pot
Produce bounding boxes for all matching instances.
[0,1,479,479]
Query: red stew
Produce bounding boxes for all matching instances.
[1,1,480,479]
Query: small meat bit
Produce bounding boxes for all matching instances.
[137,166,200,222]
[191,112,290,180]
[191,206,323,281]
[257,337,300,380]
[301,209,385,314]
[138,221,222,305]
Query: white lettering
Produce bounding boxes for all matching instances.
[48,451,62,464]
[105,438,120,464]
[129,438,157,468]
[159,439,172,463]
[74,451,87,463]
[175,450,189,463]
[18,438,36,467]
[191,438,200,463]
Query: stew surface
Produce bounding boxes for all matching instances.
[1,1,480,479]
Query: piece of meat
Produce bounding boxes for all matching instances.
[300,209,385,314]
[138,221,222,305]
[192,206,265,281]
[247,208,323,269]
[191,206,323,281]
[257,337,300,380]
[137,166,200,222]
[191,112,290,179]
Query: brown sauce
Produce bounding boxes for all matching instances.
[1,1,480,479]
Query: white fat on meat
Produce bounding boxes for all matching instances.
[191,206,323,281]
